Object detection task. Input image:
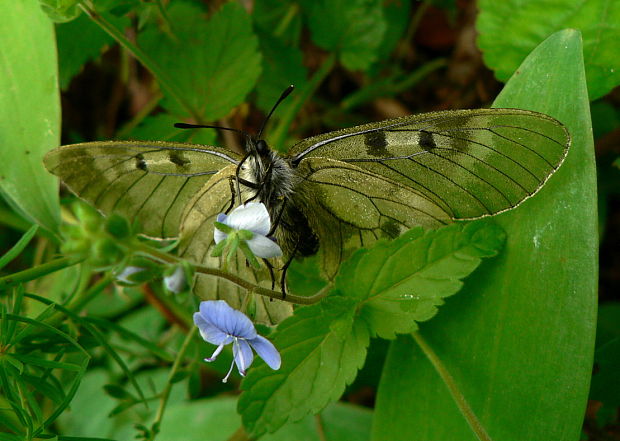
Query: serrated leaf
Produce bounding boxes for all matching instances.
[238,296,369,436]
[56,13,128,89]
[138,2,261,121]
[477,0,620,100]
[337,222,505,338]
[300,0,386,71]
[0,1,60,233]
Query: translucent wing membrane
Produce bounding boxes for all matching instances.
[294,158,451,280]
[44,141,240,238]
[289,109,570,219]
[179,166,292,325]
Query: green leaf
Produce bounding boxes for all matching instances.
[300,0,386,71]
[125,113,217,145]
[372,30,596,441]
[337,222,505,339]
[39,0,80,22]
[374,0,411,62]
[56,13,127,89]
[138,2,262,121]
[103,384,135,400]
[477,0,620,100]
[239,296,369,436]
[254,0,302,46]
[255,32,308,115]
[0,1,61,233]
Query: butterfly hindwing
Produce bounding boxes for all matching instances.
[292,158,451,280]
[44,140,240,238]
[179,165,292,325]
[289,109,570,220]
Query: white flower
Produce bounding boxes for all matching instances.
[214,202,282,259]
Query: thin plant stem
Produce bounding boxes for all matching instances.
[148,326,197,441]
[0,256,86,290]
[79,1,203,123]
[136,243,330,305]
[411,331,493,441]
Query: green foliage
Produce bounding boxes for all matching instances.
[372,29,596,441]
[239,221,505,436]
[301,0,386,71]
[138,1,262,121]
[0,1,60,233]
[477,0,620,100]
[0,1,609,440]
[56,13,127,90]
[39,0,80,23]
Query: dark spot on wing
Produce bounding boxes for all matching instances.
[135,153,147,171]
[381,218,401,239]
[419,130,436,151]
[365,131,390,157]
[169,151,190,167]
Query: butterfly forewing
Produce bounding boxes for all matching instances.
[44,141,240,238]
[289,109,570,219]
[179,165,292,325]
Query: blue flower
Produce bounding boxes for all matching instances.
[193,300,281,382]
[214,202,282,259]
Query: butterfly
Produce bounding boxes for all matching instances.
[44,92,570,324]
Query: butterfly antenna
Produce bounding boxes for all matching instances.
[257,85,295,139]
[174,122,248,136]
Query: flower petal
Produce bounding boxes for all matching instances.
[233,339,254,375]
[164,266,186,293]
[247,234,283,258]
[193,312,231,345]
[198,300,257,339]
[226,202,271,236]
[249,335,281,370]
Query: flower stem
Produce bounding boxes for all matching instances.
[135,242,329,305]
[148,325,197,441]
[411,331,493,441]
[0,256,86,290]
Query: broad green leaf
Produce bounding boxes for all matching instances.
[0,1,60,233]
[338,222,505,339]
[56,13,127,90]
[373,29,596,441]
[239,296,369,436]
[477,0,620,100]
[138,2,262,121]
[300,0,386,71]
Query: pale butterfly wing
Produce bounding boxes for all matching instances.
[288,109,570,220]
[292,158,451,280]
[44,141,240,238]
[179,165,292,325]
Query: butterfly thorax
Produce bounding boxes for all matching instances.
[238,143,296,211]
